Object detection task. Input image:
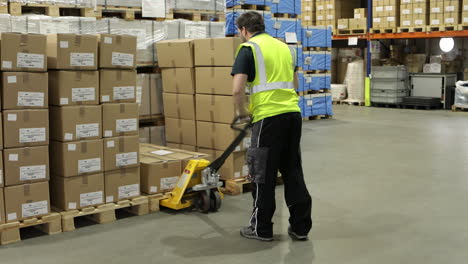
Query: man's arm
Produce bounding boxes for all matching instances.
[294,71,299,91]
[233,73,250,117]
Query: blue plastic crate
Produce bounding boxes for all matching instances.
[226,0,271,8]
[302,51,331,71]
[303,73,332,91]
[269,0,301,15]
[269,18,299,39]
[302,95,313,117]
[310,94,333,116]
[297,71,305,92]
[226,10,273,35]
[301,26,332,48]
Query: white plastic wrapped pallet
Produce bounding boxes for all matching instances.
[331,84,347,101]
[455,81,468,107]
[344,60,365,102]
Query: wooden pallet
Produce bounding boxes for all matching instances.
[300,69,332,74]
[228,4,270,11]
[370,27,397,33]
[0,213,62,245]
[303,115,333,121]
[460,24,468,30]
[147,193,170,212]
[60,196,149,232]
[9,2,97,17]
[426,24,461,32]
[166,9,225,22]
[333,100,365,106]
[302,47,332,51]
[221,178,252,196]
[451,105,468,112]
[397,26,426,33]
[298,89,330,96]
[97,5,141,20]
[273,13,298,18]
[336,28,366,35]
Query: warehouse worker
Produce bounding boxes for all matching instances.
[231,11,312,242]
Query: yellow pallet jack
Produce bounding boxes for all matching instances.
[160,116,252,213]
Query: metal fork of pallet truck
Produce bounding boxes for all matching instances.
[160,116,253,213]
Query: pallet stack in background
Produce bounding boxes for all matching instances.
[1,33,50,223]
[336,8,367,35]
[372,0,400,33]
[156,38,251,182]
[316,0,361,33]
[302,0,316,26]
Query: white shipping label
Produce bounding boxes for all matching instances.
[338,25,346,29]
[107,140,115,148]
[464,17,468,23]
[22,200,48,218]
[68,144,76,151]
[305,6,311,11]
[150,186,158,193]
[17,53,45,69]
[106,196,114,203]
[68,202,77,210]
[355,14,361,18]
[7,213,17,221]
[76,123,99,138]
[432,19,440,25]
[20,165,46,181]
[326,15,334,19]
[242,165,249,176]
[19,128,46,143]
[102,95,110,102]
[305,15,311,20]
[113,86,135,100]
[111,52,134,67]
[118,184,140,199]
[317,15,324,20]
[105,130,113,137]
[431,7,440,13]
[317,5,324,10]
[72,88,95,102]
[116,119,137,132]
[307,100,313,106]
[3,61,12,68]
[136,86,142,104]
[151,150,173,156]
[80,191,103,207]
[9,154,18,161]
[104,37,113,44]
[387,17,395,22]
[376,6,383,12]
[234,172,240,178]
[446,6,455,12]
[78,158,101,173]
[8,114,17,121]
[403,20,411,26]
[70,53,95,67]
[161,176,180,190]
[64,133,73,140]
[60,98,69,105]
[17,92,45,107]
[374,18,381,22]
[414,8,422,13]
[465,5,468,10]
[116,152,138,167]
[385,6,393,11]
[60,41,69,48]
[403,9,410,14]
[7,76,17,83]
[415,20,423,25]
[326,4,333,9]
[446,18,454,23]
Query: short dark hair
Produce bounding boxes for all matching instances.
[236,11,265,33]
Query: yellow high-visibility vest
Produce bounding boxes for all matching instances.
[236,33,300,123]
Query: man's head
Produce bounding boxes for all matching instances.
[236,11,265,42]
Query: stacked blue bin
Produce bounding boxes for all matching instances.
[265,18,302,42]
[225,10,273,35]
[300,94,333,118]
[226,0,271,7]
[268,0,301,15]
[302,51,331,71]
[301,26,332,48]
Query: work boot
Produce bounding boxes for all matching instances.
[288,226,308,241]
[240,226,273,242]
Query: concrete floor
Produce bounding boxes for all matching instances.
[2,105,468,263]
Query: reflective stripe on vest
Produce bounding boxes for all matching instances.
[247,41,296,94]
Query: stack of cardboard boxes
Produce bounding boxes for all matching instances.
[302,0,316,26]
[337,8,367,31]
[373,0,400,29]
[316,0,361,31]
[443,0,461,25]
[156,38,251,182]
[1,33,50,223]
[413,0,429,28]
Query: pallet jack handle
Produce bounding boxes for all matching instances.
[207,115,253,172]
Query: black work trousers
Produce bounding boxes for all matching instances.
[247,112,312,238]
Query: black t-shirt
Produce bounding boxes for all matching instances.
[231,46,256,82]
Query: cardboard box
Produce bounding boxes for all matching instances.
[430,2,444,13]
[430,13,444,25]
[47,34,98,70]
[463,11,468,23]
[99,34,137,69]
[162,93,195,120]
[49,71,99,106]
[354,8,367,18]
[373,17,383,28]
[414,13,429,26]
[444,12,460,24]
[195,67,232,95]
[140,155,181,194]
[198,148,247,180]
[414,2,428,14]
[165,118,197,146]
[401,0,412,4]
[50,173,104,210]
[0,188,5,224]
[401,4,413,15]
[155,39,194,68]
[4,146,49,186]
[103,135,139,171]
[194,38,241,67]
[102,103,139,138]
[150,126,166,146]
[3,109,48,149]
[464,0,468,12]
[195,95,236,124]
[374,5,385,17]
[387,16,400,27]
[161,68,195,94]
[385,5,399,16]
[326,10,335,20]
[2,72,48,110]
[137,74,150,116]
[196,121,239,151]
[99,70,137,103]
[50,106,102,142]
[104,167,140,202]
[1,33,47,72]
[444,0,460,12]
[166,143,197,152]
[401,14,414,26]
[50,139,103,177]
[337,19,349,29]
[4,182,50,222]
[139,127,150,143]
[350,18,368,29]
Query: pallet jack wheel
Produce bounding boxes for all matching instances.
[199,192,211,213]
[210,190,222,212]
